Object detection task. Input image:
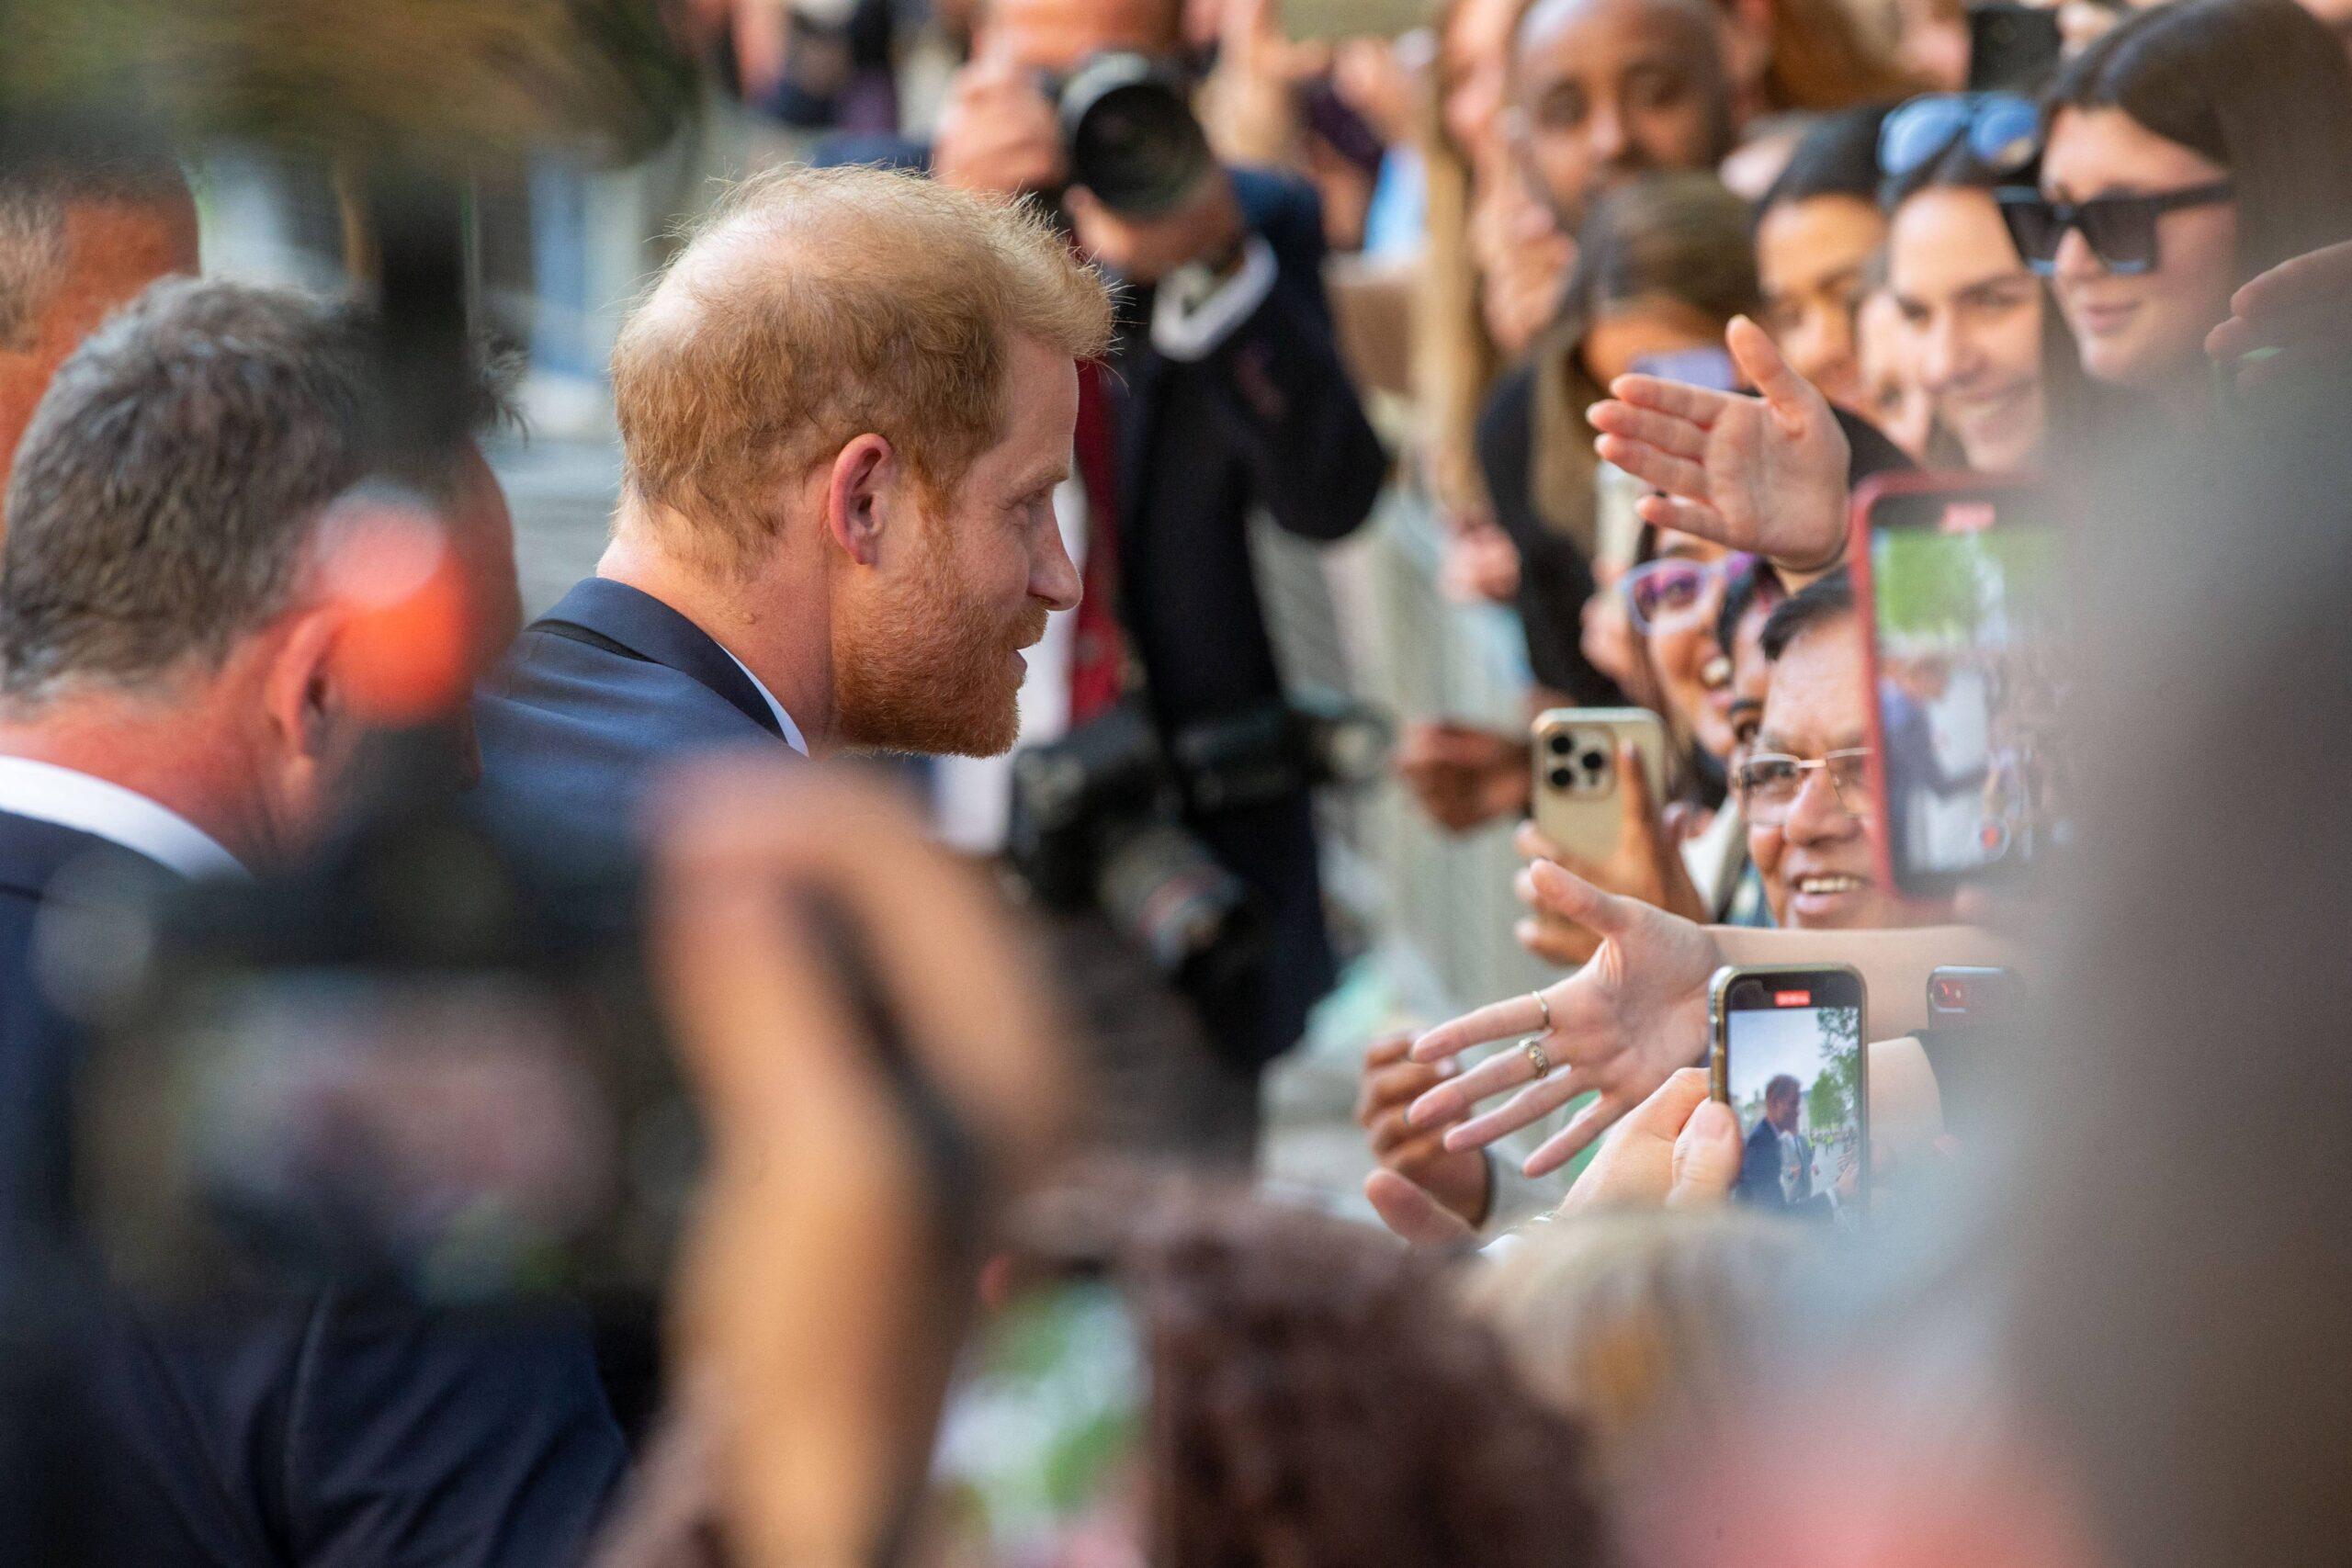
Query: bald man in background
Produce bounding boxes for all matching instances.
[0,140,198,512]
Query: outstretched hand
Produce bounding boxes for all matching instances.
[1588,317,1850,575]
[1408,860,1722,1178]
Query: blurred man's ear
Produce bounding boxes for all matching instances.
[255,604,363,846]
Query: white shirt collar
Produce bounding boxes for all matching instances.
[0,757,249,881]
[718,649,810,757]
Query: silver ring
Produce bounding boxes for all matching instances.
[1529,989,1554,1033]
[1522,1036,1553,1080]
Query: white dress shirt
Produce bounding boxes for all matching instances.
[0,756,247,880]
[718,649,811,757]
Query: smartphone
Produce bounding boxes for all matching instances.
[1966,3,2064,92]
[1848,474,2072,900]
[1630,346,1740,393]
[1710,964,1868,1220]
[930,1279,1146,1559]
[1919,964,2020,1136]
[1531,707,1668,864]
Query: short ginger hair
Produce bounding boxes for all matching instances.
[610,164,1115,576]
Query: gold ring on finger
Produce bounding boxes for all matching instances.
[1522,1036,1553,1080]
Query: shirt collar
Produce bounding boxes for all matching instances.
[718,649,810,757]
[0,757,250,881]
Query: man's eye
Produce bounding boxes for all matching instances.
[1626,70,1687,109]
[1537,88,1586,129]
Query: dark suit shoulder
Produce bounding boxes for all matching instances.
[476,627,780,853]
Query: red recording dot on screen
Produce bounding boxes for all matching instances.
[1774,990,1812,1008]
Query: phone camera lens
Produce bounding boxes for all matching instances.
[1547,732,1574,757]
[1581,751,1609,774]
[1547,767,1574,791]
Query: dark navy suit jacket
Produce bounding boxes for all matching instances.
[0,808,627,1567]
[473,578,797,876]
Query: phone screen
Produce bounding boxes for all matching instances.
[931,1280,1146,1561]
[1862,485,2071,897]
[1718,971,1866,1221]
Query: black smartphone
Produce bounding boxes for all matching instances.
[1849,475,2073,901]
[1918,964,2021,1136]
[1967,3,2064,92]
[1709,965,1869,1221]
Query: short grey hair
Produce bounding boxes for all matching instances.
[0,278,512,701]
[0,138,188,349]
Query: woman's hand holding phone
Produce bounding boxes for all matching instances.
[1553,1068,1745,1216]
[1514,742,1711,970]
[1588,317,1851,579]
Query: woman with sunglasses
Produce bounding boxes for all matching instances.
[1877,91,2092,472]
[2012,0,2352,423]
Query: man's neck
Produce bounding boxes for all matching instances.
[597,521,837,757]
[0,694,266,863]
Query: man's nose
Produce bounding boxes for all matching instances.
[1587,100,1630,165]
[1034,529,1083,614]
[1781,764,1856,842]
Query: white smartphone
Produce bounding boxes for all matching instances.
[1530,707,1668,865]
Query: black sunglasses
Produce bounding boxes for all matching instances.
[1995,182,2235,276]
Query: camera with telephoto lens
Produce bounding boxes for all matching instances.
[1049,51,1216,218]
[1005,694,1391,997]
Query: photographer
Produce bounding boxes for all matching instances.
[818,0,1386,1077]
[0,279,613,1565]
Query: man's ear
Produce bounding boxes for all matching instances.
[823,434,900,569]
[258,604,350,780]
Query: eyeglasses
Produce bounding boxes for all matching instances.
[1996,182,2235,277]
[1622,552,1758,635]
[1878,93,2041,181]
[1736,749,1874,827]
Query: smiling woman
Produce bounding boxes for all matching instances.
[2022,0,2352,420]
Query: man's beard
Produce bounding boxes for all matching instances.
[834,545,1046,759]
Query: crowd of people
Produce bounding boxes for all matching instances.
[5,0,2352,1562]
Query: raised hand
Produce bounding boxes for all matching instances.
[1407,860,1722,1178]
[1588,317,1850,575]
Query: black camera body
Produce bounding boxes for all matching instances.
[1048,51,1216,218]
[1006,695,1389,997]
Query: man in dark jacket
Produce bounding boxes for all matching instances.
[0,278,619,1566]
